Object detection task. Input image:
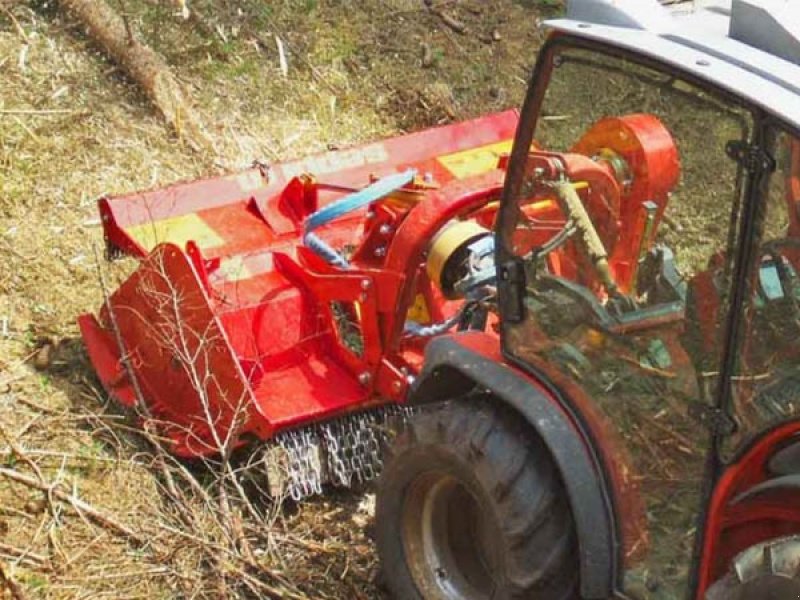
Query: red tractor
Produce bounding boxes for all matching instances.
[79,0,800,598]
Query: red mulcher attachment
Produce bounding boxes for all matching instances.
[79,109,679,499]
[78,112,518,478]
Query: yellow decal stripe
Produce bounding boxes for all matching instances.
[438,140,513,179]
[127,213,225,253]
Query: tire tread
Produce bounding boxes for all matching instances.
[376,398,579,599]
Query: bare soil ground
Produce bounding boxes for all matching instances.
[0,1,555,597]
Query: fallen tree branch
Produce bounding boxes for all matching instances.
[0,542,49,569]
[0,419,65,562]
[0,3,28,43]
[58,0,213,151]
[431,8,466,34]
[0,467,146,545]
[0,109,76,115]
[0,561,25,600]
[155,521,308,599]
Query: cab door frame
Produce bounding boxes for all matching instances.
[494,33,768,598]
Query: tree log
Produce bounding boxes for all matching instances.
[59,0,213,151]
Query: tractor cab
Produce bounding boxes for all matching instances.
[490,1,800,598]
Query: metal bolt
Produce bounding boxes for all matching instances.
[423,172,434,183]
[374,246,387,258]
[358,372,371,385]
[366,210,375,220]
[378,224,392,236]
[361,279,371,290]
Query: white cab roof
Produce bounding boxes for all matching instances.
[547,0,800,130]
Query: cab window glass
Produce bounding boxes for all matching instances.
[726,128,800,451]
[503,46,752,596]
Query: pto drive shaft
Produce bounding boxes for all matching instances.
[550,180,618,296]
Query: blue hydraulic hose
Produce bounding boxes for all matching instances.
[303,169,416,268]
[305,169,416,232]
[304,233,350,269]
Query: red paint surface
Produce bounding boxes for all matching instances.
[697,422,800,597]
[82,112,517,454]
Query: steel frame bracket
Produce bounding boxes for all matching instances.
[726,139,777,175]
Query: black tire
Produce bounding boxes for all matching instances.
[705,536,800,600]
[376,398,579,600]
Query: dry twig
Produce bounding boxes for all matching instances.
[0,561,25,600]
[0,467,146,545]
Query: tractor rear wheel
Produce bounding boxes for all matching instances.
[705,536,800,600]
[376,399,579,600]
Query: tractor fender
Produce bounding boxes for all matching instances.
[731,474,800,505]
[407,333,617,600]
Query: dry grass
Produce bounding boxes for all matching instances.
[0,0,550,597]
